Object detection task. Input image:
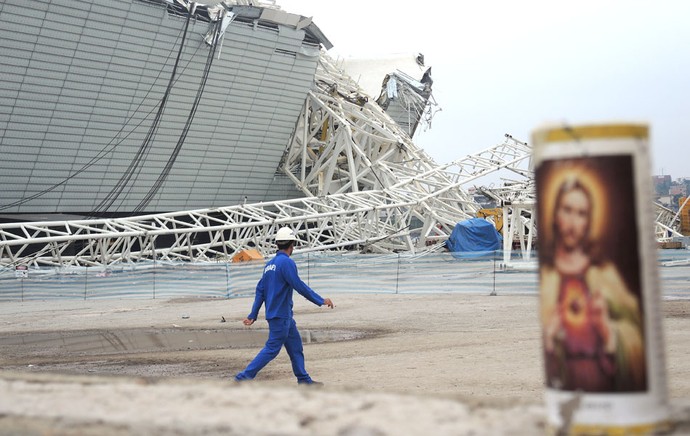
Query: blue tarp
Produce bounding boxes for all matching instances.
[446,218,502,258]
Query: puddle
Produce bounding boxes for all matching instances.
[0,328,369,357]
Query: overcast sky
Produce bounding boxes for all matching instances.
[279,0,690,180]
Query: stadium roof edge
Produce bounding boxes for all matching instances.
[153,0,333,49]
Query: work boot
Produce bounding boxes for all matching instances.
[298,380,323,386]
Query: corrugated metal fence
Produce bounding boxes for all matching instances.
[1,251,688,301]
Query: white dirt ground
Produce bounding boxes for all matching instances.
[1,294,689,435]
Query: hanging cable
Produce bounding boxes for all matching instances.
[89,3,196,217]
[0,11,199,213]
[133,11,225,213]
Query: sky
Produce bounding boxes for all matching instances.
[278,0,690,180]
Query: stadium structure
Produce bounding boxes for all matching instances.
[0,0,683,268]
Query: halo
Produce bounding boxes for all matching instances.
[538,159,609,246]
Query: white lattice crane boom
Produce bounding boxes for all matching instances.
[0,50,534,268]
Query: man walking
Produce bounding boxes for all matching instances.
[234,227,334,385]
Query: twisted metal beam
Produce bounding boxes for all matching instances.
[0,52,535,268]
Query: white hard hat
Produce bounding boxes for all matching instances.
[275,227,297,242]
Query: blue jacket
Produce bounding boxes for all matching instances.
[248,251,325,320]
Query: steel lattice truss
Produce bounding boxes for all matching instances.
[0,52,536,268]
[1,47,680,268]
[654,202,685,241]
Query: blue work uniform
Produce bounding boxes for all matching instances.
[234,251,325,383]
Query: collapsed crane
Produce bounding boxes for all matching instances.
[0,52,534,268]
[0,47,681,269]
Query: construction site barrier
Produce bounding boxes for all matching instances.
[0,250,688,302]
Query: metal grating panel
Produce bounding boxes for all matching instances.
[0,0,321,216]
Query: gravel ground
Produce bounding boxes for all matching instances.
[1,294,689,435]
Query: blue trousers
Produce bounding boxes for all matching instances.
[235,318,312,383]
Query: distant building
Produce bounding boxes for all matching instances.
[670,185,687,196]
[653,175,672,186]
[652,175,672,196]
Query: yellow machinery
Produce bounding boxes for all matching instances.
[477,208,503,233]
[680,197,690,236]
